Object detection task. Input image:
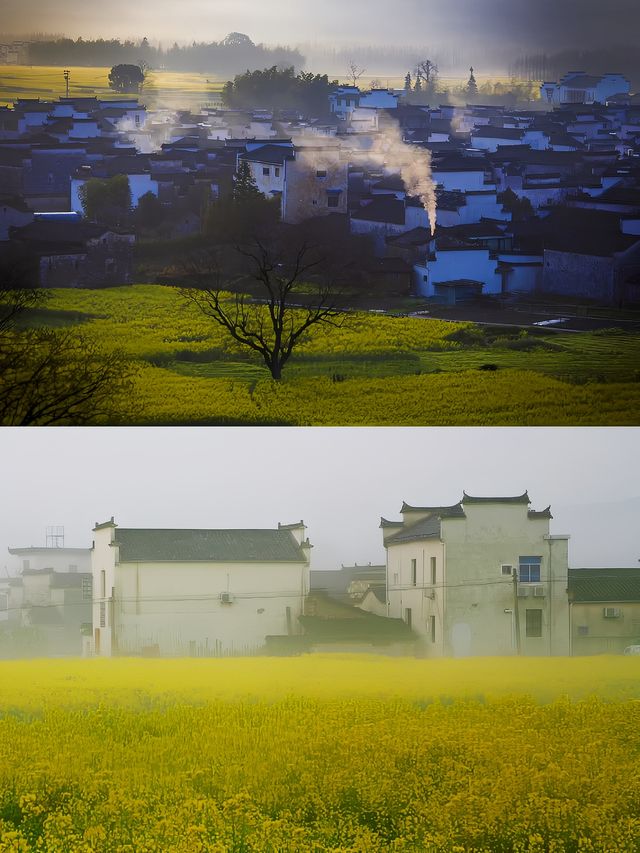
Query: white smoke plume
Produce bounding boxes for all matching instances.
[369,121,437,234]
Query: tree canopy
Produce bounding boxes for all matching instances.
[78,175,131,227]
[222,67,336,116]
[108,63,145,93]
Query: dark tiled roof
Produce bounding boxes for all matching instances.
[11,220,114,245]
[386,515,444,543]
[569,568,640,603]
[50,572,91,589]
[528,507,553,519]
[351,196,405,225]
[239,144,294,165]
[472,127,525,140]
[542,208,640,257]
[401,501,465,516]
[115,528,307,563]
[462,491,530,504]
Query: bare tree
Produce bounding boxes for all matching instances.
[181,240,345,381]
[415,59,439,92]
[0,264,138,425]
[346,62,366,87]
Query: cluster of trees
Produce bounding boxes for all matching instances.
[221,67,337,116]
[25,35,303,76]
[78,175,131,228]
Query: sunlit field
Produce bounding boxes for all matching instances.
[10,285,640,425]
[1,656,640,851]
[0,65,224,108]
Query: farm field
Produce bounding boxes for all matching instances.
[8,284,640,425]
[0,65,224,109]
[1,655,640,852]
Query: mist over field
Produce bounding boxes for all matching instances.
[1,428,638,572]
[3,0,640,74]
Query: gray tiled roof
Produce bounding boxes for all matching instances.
[385,514,444,544]
[114,528,307,563]
[569,568,640,603]
[401,501,465,516]
[462,491,530,504]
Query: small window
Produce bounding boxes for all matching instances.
[411,558,417,586]
[429,614,436,643]
[430,556,437,585]
[525,609,543,638]
[393,572,399,586]
[99,601,106,628]
[603,607,621,619]
[274,167,280,177]
[519,556,541,583]
[262,166,270,176]
[316,169,327,178]
[405,607,412,630]
[23,559,30,571]
[327,194,339,208]
[501,564,513,576]
[100,570,106,599]
[68,564,77,573]
[577,625,589,636]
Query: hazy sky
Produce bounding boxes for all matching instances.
[1,427,638,572]
[3,0,639,52]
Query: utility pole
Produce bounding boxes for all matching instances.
[63,69,70,99]
[512,566,522,655]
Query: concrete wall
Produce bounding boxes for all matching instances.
[571,601,640,655]
[542,250,615,302]
[415,248,501,297]
[283,148,348,224]
[7,547,91,574]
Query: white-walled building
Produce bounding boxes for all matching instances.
[540,73,631,106]
[91,518,311,657]
[381,492,570,657]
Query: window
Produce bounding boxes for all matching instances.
[393,572,399,587]
[327,194,340,208]
[429,615,436,643]
[68,564,77,573]
[411,558,417,586]
[23,559,30,571]
[99,601,106,628]
[274,167,280,177]
[525,609,543,638]
[501,564,513,576]
[316,169,327,178]
[100,570,106,599]
[578,625,589,636]
[430,556,437,585]
[262,166,270,176]
[285,605,292,635]
[82,577,92,601]
[519,556,541,583]
[405,607,412,630]
[603,607,621,619]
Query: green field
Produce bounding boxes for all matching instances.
[0,65,224,108]
[7,285,640,425]
[1,656,640,851]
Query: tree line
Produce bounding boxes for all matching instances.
[24,34,303,76]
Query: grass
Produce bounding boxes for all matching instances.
[6,284,640,425]
[0,65,225,108]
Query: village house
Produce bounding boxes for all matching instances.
[239,140,348,224]
[3,539,92,657]
[568,568,640,655]
[90,518,312,657]
[540,73,631,106]
[10,218,135,287]
[381,492,571,657]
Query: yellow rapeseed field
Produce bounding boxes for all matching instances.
[1,655,640,851]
